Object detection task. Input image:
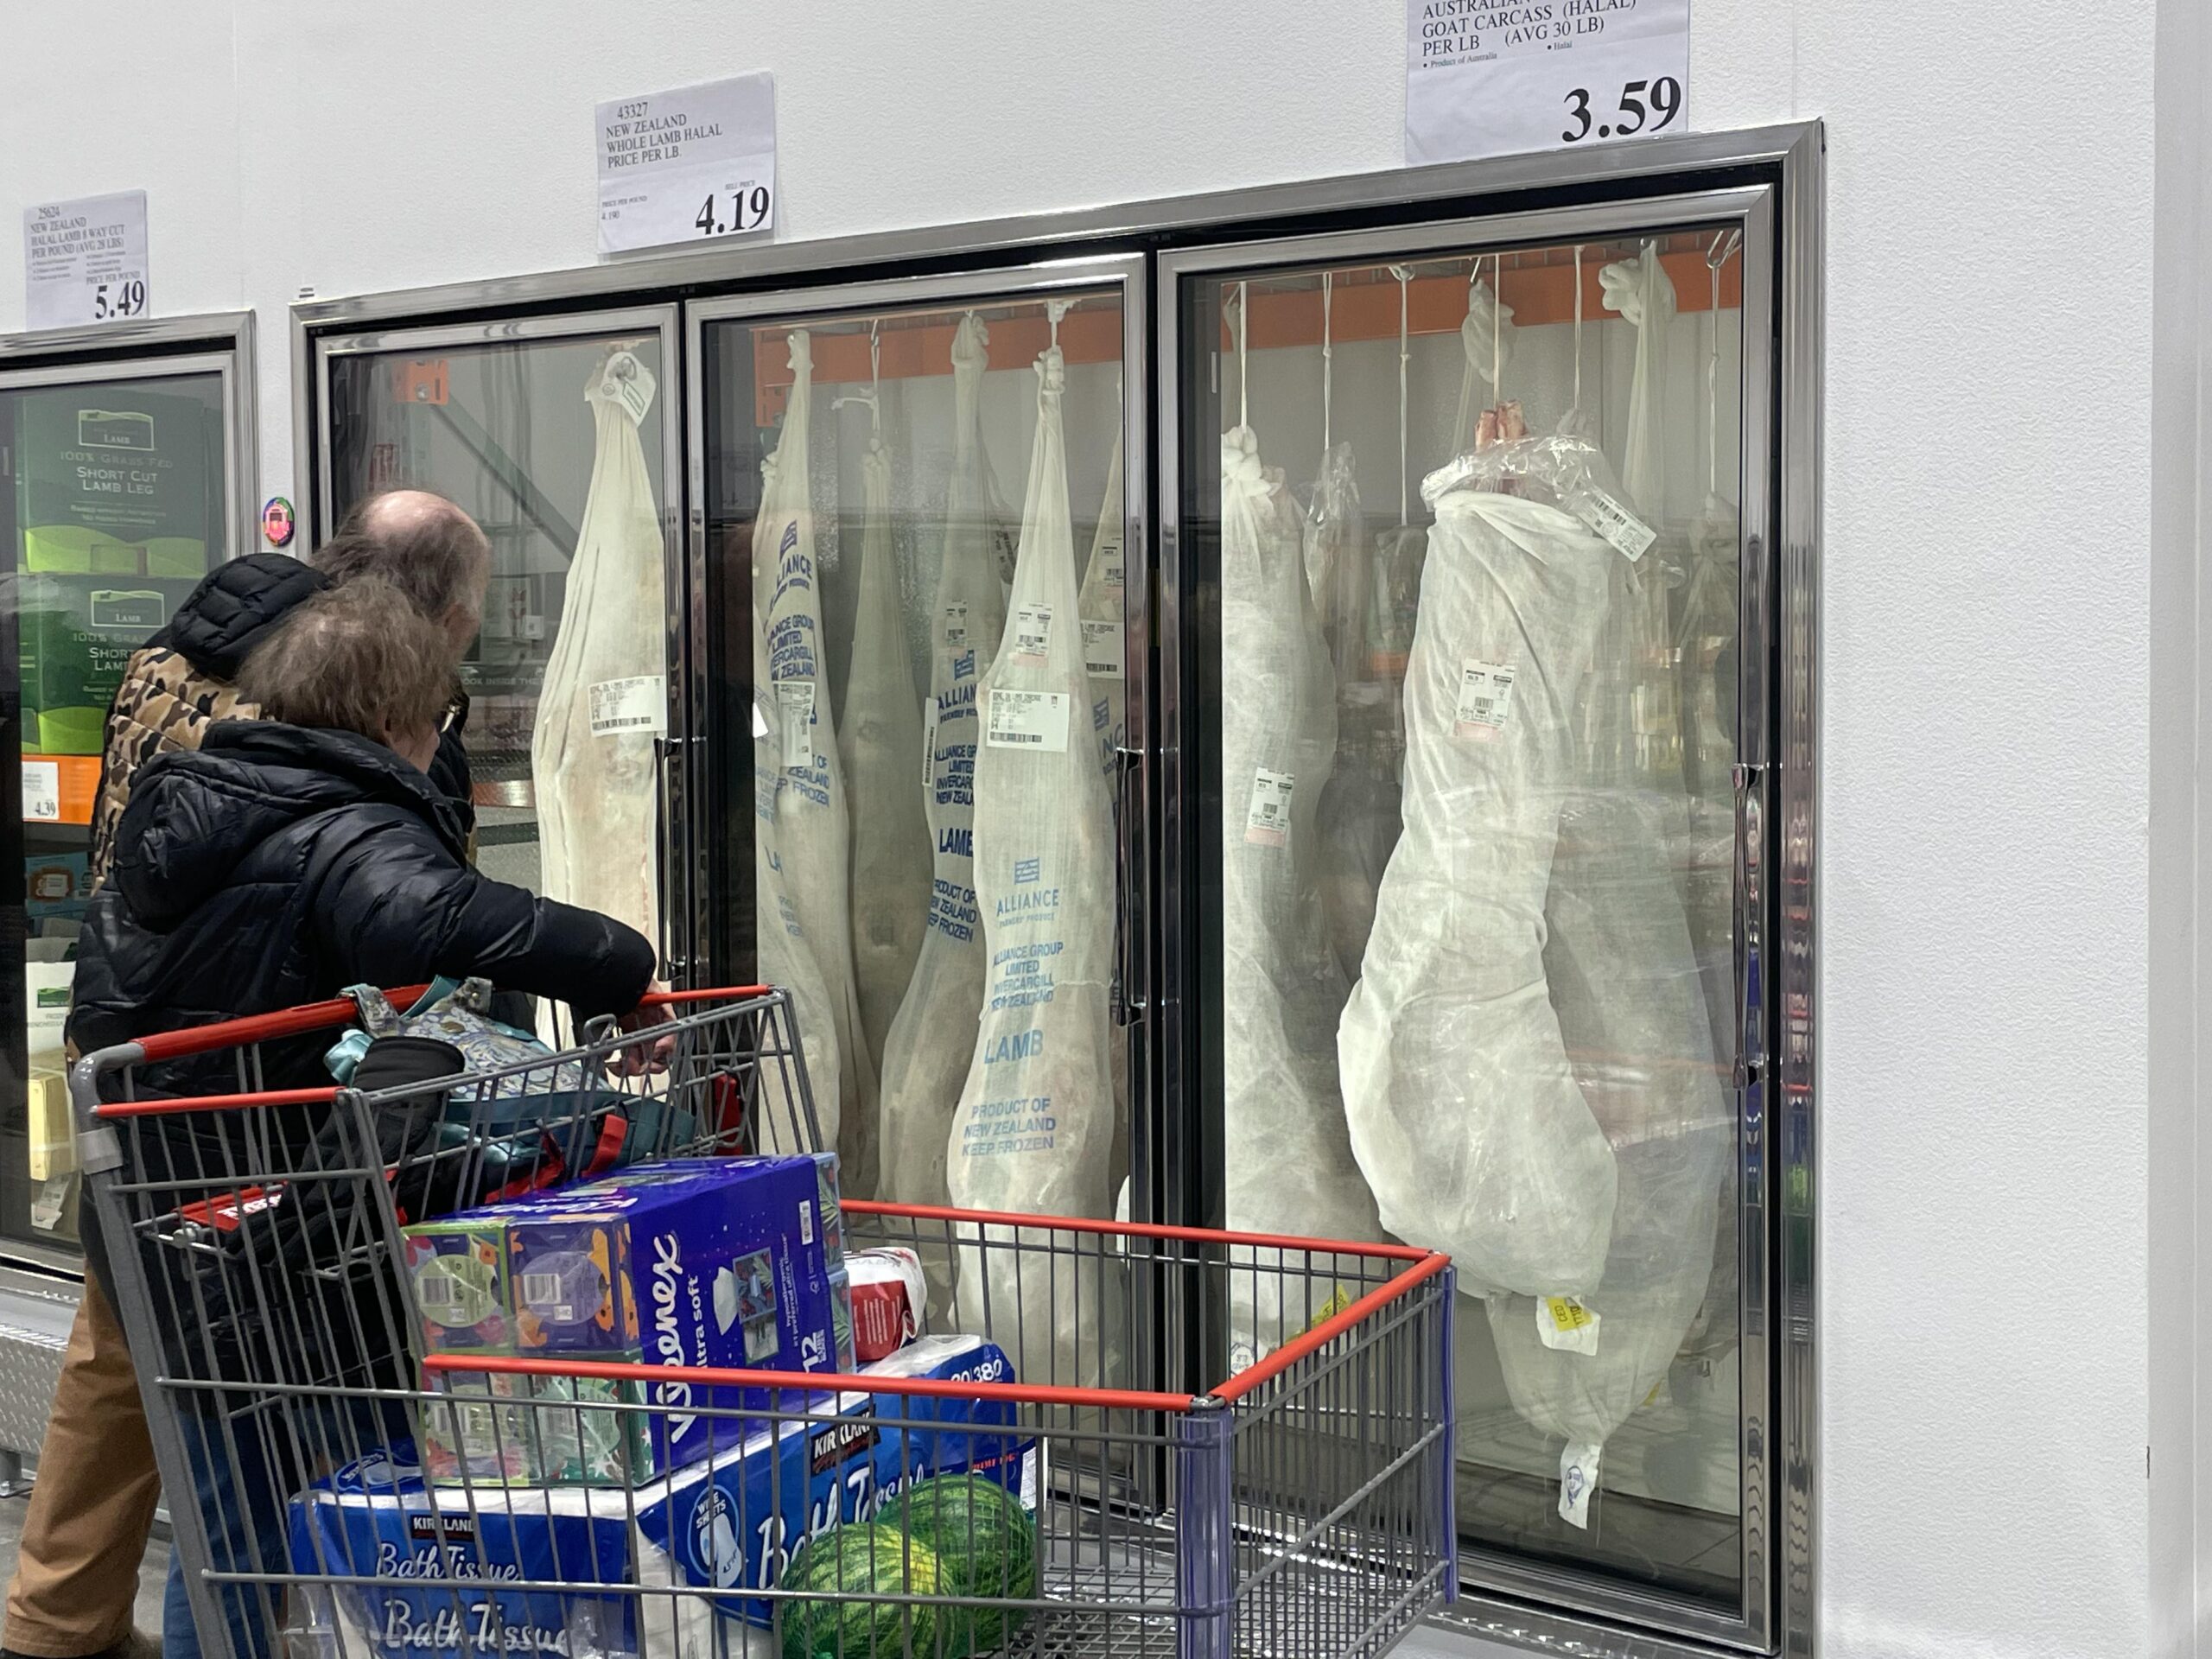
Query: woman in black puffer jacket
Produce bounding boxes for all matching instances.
[69,578,658,1659]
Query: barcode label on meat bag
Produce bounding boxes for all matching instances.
[1244,767,1294,847]
[1573,490,1657,561]
[985,689,1070,752]
[588,675,667,737]
[943,602,969,647]
[1081,619,1123,679]
[776,680,816,772]
[1454,659,1516,735]
[1013,603,1052,664]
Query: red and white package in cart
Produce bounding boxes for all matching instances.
[844,1246,927,1363]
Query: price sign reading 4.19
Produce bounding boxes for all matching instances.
[597,71,777,255]
[22,191,151,333]
[1403,0,1690,166]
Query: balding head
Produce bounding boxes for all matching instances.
[312,489,492,657]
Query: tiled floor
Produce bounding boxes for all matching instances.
[0,1484,173,1644]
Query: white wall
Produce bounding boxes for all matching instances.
[0,3,2182,1655]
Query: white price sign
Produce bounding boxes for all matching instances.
[22,192,149,332]
[597,73,776,255]
[1405,0,1688,165]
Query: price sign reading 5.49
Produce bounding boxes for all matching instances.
[1404,0,1692,166]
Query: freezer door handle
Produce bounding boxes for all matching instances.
[1733,760,1765,1087]
[1114,743,1147,1026]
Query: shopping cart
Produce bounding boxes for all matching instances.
[73,986,1456,1659]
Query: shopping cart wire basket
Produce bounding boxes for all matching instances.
[73,984,1455,1659]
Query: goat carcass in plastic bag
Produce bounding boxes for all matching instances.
[877,316,1007,1223]
[840,437,930,1082]
[1338,483,1621,1298]
[531,351,665,1031]
[1304,445,1406,983]
[1221,425,1379,1360]
[947,341,1119,1389]
[754,331,878,1191]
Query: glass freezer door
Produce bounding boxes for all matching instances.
[688,264,1147,1227]
[0,353,241,1262]
[1166,204,1769,1637]
[318,310,685,985]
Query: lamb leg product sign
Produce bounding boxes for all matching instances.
[22,192,149,332]
[597,72,776,255]
[1405,0,1689,165]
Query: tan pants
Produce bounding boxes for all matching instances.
[3,1280,159,1658]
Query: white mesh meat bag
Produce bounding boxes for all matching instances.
[1075,432,1127,779]
[1484,765,1731,1490]
[1338,484,1621,1297]
[947,339,1119,1389]
[1304,444,1404,983]
[531,350,665,993]
[754,331,878,1191]
[839,436,931,1081]
[1599,247,1677,519]
[1220,425,1379,1357]
[877,317,1007,1215]
[752,577,842,1160]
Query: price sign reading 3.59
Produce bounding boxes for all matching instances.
[1404,0,1691,166]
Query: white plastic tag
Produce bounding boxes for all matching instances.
[597,353,657,426]
[943,603,969,647]
[986,689,1070,753]
[29,1174,67,1232]
[1559,1441,1602,1529]
[1453,659,1516,735]
[1102,545,1124,589]
[776,680,815,771]
[1574,490,1657,561]
[588,674,666,737]
[1012,602,1052,665]
[1244,767,1294,848]
[1536,1294,1601,1356]
[1081,619,1122,679]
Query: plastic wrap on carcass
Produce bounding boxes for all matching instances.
[1220,425,1379,1360]
[1305,444,1403,983]
[754,332,877,1188]
[840,437,930,1082]
[877,316,1007,1236]
[531,352,665,1035]
[1338,467,1623,1298]
[946,340,1120,1390]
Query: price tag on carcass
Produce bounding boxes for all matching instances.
[1244,767,1295,848]
[1405,0,1689,165]
[1537,1294,1601,1355]
[1453,658,1517,736]
[776,680,816,771]
[985,689,1070,753]
[597,73,776,254]
[588,675,666,737]
[23,192,149,331]
[1081,618,1122,679]
[1012,602,1053,665]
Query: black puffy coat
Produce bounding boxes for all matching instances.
[69,718,656,1098]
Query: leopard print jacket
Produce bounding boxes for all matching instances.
[86,646,258,889]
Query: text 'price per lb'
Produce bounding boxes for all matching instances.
[1561,75,1681,143]
[92,278,147,321]
[696,183,772,238]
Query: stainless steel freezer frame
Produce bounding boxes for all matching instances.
[289,120,1821,1659]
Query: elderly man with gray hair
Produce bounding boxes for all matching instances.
[3,490,502,1659]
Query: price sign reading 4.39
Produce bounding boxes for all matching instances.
[597,71,776,255]
[1404,0,1690,166]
